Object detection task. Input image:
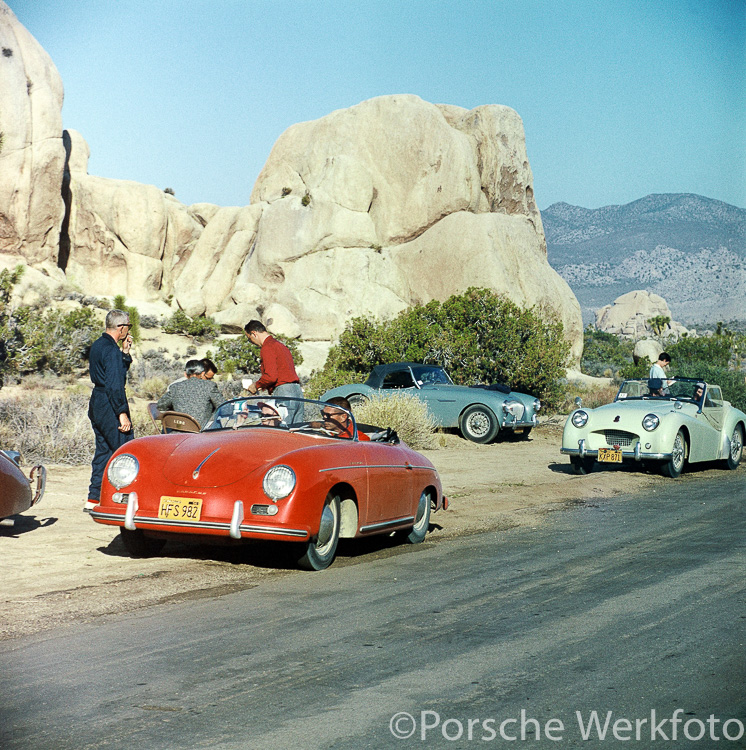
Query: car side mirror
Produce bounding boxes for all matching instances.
[574,396,582,408]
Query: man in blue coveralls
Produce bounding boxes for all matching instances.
[84,309,134,512]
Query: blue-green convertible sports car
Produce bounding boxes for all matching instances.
[561,377,745,477]
[321,362,540,444]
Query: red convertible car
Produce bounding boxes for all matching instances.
[90,397,447,570]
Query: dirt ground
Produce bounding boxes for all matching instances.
[1,418,706,641]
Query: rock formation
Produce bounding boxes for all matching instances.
[182,95,583,361]
[0,2,66,268]
[63,129,206,302]
[0,3,584,366]
[595,290,688,341]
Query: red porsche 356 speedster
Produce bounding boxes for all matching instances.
[90,397,447,570]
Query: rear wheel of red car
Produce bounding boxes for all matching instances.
[407,490,431,544]
[661,430,687,478]
[459,405,499,444]
[297,493,341,571]
[120,528,166,557]
[570,456,594,475]
[725,424,743,470]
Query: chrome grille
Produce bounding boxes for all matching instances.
[604,430,636,447]
[251,504,271,515]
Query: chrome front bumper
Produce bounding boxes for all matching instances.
[561,439,671,462]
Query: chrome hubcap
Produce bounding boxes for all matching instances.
[467,412,489,437]
[413,492,429,532]
[316,500,338,554]
[731,430,743,461]
[672,434,684,469]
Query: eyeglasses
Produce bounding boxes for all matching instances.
[118,323,132,329]
[322,411,343,419]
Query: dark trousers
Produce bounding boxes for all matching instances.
[88,396,133,500]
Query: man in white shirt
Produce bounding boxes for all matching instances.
[649,352,672,394]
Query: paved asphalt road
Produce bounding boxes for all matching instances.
[2,472,744,749]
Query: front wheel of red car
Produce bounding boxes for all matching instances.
[407,490,431,544]
[120,528,166,557]
[297,493,341,571]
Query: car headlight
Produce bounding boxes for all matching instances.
[107,454,139,489]
[263,465,296,501]
[642,413,660,432]
[533,399,541,413]
[571,410,589,428]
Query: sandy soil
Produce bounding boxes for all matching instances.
[1,418,718,641]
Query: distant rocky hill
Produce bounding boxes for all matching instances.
[543,194,746,327]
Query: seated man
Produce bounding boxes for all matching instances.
[257,400,288,428]
[157,359,223,429]
[321,397,370,441]
[647,377,665,397]
[692,381,714,408]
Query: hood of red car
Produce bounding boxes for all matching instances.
[160,430,299,487]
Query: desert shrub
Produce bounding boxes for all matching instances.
[132,350,183,383]
[0,392,93,464]
[163,309,220,340]
[666,335,732,368]
[210,334,303,376]
[0,272,100,381]
[133,375,170,401]
[304,369,366,400]
[319,288,569,409]
[581,328,635,377]
[354,392,437,450]
[139,314,161,329]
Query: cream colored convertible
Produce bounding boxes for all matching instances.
[561,377,745,477]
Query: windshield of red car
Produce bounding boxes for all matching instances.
[202,397,361,440]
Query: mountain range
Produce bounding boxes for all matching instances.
[542,194,746,328]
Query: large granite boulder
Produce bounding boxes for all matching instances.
[63,129,205,301]
[187,95,582,362]
[0,2,66,267]
[595,290,688,341]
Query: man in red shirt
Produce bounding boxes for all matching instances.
[244,320,303,423]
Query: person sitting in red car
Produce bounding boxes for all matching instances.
[322,397,369,441]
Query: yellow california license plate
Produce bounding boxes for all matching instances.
[598,448,622,463]
[158,496,203,520]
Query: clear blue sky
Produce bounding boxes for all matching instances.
[9,0,745,210]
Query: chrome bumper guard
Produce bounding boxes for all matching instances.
[561,438,671,462]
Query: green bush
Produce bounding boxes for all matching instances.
[581,327,635,377]
[0,269,100,381]
[163,309,220,340]
[666,335,732,368]
[319,289,570,409]
[210,333,303,376]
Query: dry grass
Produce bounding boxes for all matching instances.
[0,391,93,465]
[354,392,438,450]
[558,383,619,412]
